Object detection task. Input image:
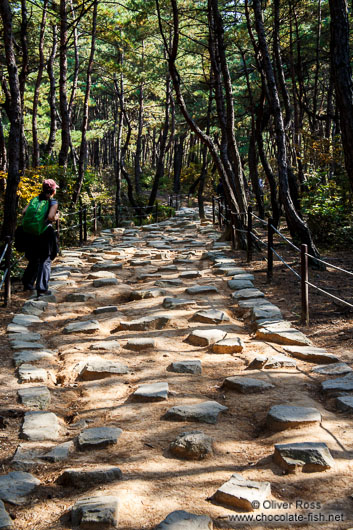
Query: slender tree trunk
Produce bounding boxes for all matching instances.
[135,85,144,195]
[45,25,58,158]
[253,0,322,263]
[173,134,185,194]
[58,0,71,168]
[148,74,171,207]
[72,0,98,205]
[32,0,48,167]
[329,0,353,193]
[0,0,22,238]
[0,112,7,172]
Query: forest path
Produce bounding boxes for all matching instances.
[3,206,353,529]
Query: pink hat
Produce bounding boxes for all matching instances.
[42,179,59,193]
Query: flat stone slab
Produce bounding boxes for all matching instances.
[227,279,254,290]
[0,471,40,505]
[185,285,218,295]
[63,320,100,334]
[212,338,243,354]
[336,395,353,413]
[91,262,122,271]
[13,350,55,366]
[21,411,60,441]
[274,442,334,473]
[7,323,29,334]
[132,382,169,401]
[18,364,48,383]
[130,288,166,300]
[90,340,120,351]
[312,363,352,375]
[213,473,271,512]
[58,467,122,488]
[130,259,152,266]
[223,377,274,393]
[321,374,353,395]
[163,297,196,309]
[93,278,118,287]
[21,300,48,316]
[186,329,227,347]
[78,358,129,380]
[251,304,282,322]
[118,315,171,331]
[71,495,119,527]
[155,279,183,287]
[42,441,74,463]
[155,510,213,530]
[164,401,228,424]
[8,332,41,342]
[267,404,321,431]
[77,427,122,450]
[87,271,116,279]
[93,306,118,315]
[192,309,230,324]
[170,431,213,460]
[231,288,265,301]
[283,345,339,363]
[214,266,246,275]
[65,292,96,302]
[179,270,201,279]
[12,314,41,326]
[169,360,202,375]
[0,499,13,527]
[18,386,51,409]
[158,265,178,272]
[255,322,311,346]
[11,340,46,350]
[125,338,157,351]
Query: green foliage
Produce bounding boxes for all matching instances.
[302,173,353,248]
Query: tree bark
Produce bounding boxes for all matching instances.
[329,0,353,193]
[252,0,322,263]
[71,0,98,205]
[0,0,22,239]
[44,25,58,158]
[58,0,71,168]
[32,0,48,167]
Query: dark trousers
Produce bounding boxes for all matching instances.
[22,254,51,294]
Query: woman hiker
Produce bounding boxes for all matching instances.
[22,179,59,297]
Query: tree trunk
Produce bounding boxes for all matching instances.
[148,74,171,207]
[135,83,144,196]
[252,0,322,264]
[58,0,71,168]
[173,134,185,194]
[329,0,353,193]
[71,0,98,205]
[0,0,22,239]
[45,24,58,158]
[32,0,48,167]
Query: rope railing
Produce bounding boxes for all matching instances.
[212,196,353,324]
[0,196,171,306]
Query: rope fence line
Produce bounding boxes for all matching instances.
[212,196,353,324]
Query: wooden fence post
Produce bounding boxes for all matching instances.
[83,207,87,242]
[301,244,309,325]
[4,237,12,306]
[267,218,274,282]
[79,207,83,244]
[247,206,253,262]
[93,203,97,232]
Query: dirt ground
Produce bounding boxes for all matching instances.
[0,219,352,530]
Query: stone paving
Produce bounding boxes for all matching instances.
[2,206,353,528]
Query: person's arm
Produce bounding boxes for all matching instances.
[47,203,58,222]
